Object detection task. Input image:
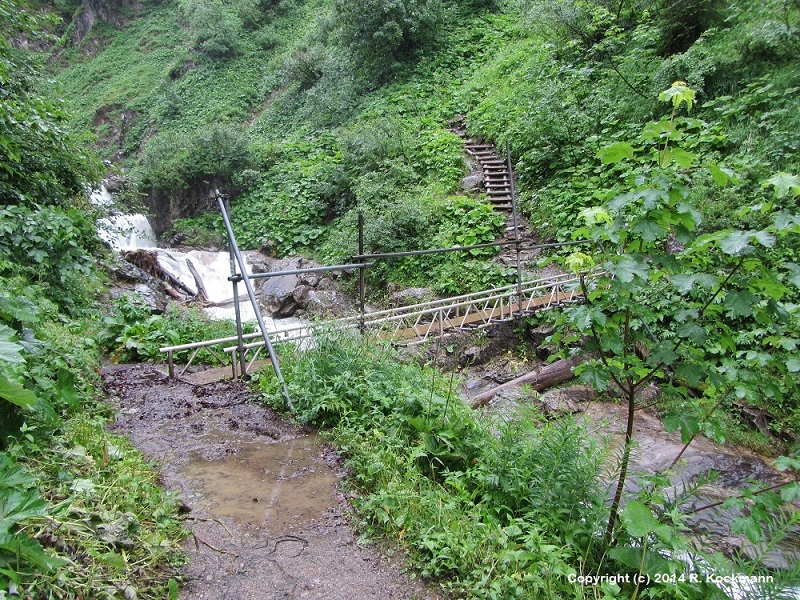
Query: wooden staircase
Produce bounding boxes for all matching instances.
[451,118,539,270]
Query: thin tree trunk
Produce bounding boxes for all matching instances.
[605,385,636,545]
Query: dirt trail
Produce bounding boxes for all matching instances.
[102,364,438,600]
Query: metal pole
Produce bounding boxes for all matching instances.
[239,262,373,281]
[358,212,365,334]
[225,197,248,380]
[507,141,524,322]
[217,195,294,412]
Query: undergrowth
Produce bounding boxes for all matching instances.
[258,329,608,597]
[0,279,186,599]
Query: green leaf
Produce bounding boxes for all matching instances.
[786,264,800,289]
[780,483,800,502]
[610,256,648,283]
[632,220,664,242]
[0,456,37,490]
[763,172,800,198]
[663,413,700,444]
[577,362,610,391]
[675,363,705,387]
[648,344,678,367]
[607,546,649,572]
[671,274,696,293]
[565,251,594,273]
[658,81,695,111]
[0,489,48,537]
[168,578,180,600]
[56,369,79,411]
[731,515,762,544]
[622,500,660,537]
[0,533,66,571]
[580,206,612,226]
[0,325,24,364]
[668,147,698,169]
[676,323,707,344]
[786,358,800,373]
[751,230,775,248]
[598,142,634,164]
[0,373,38,407]
[641,119,676,141]
[719,231,751,256]
[723,291,757,318]
[707,162,736,186]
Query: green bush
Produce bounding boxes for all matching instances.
[138,123,252,191]
[331,0,445,81]
[0,204,103,312]
[178,0,243,58]
[99,295,249,363]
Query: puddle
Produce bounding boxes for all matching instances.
[180,433,339,530]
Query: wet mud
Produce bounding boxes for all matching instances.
[102,363,437,600]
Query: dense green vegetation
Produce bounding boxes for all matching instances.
[260,330,799,598]
[2,0,799,596]
[1,1,185,596]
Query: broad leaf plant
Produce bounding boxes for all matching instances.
[560,82,800,554]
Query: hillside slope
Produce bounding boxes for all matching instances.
[46,0,798,269]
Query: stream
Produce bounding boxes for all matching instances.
[94,186,303,327]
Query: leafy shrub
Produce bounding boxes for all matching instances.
[331,0,446,81]
[259,331,608,596]
[0,455,65,588]
[138,123,252,191]
[99,295,248,363]
[0,204,102,312]
[178,0,243,59]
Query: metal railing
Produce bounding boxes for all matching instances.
[160,272,584,375]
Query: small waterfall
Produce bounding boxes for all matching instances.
[93,186,157,251]
[91,186,305,329]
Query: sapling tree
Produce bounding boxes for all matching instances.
[558,81,800,551]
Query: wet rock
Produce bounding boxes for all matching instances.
[538,385,594,416]
[107,256,155,284]
[105,256,168,313]
[104,174,125,193]
[132,283,167,313]
[299,273,320,287]
[292,284,312,305]
[261,272,302,317]
[388,287,435,307]
[305,289,355,318]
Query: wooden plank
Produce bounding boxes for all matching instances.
[180,359,273,385]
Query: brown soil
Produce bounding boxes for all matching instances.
[101,363,439,600]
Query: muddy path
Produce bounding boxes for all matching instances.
[101,364,438,600]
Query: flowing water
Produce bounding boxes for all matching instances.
[93,186,305,327]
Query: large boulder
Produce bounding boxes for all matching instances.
[142,178,226,237]
[256,257,357,319]
[388,287,435,307]
[105,255,168,314]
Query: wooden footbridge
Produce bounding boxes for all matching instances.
[159,130,590,407]
[160,265,585,385]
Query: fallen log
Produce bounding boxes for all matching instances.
[186,258,209,302]
[470,353,591,409]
